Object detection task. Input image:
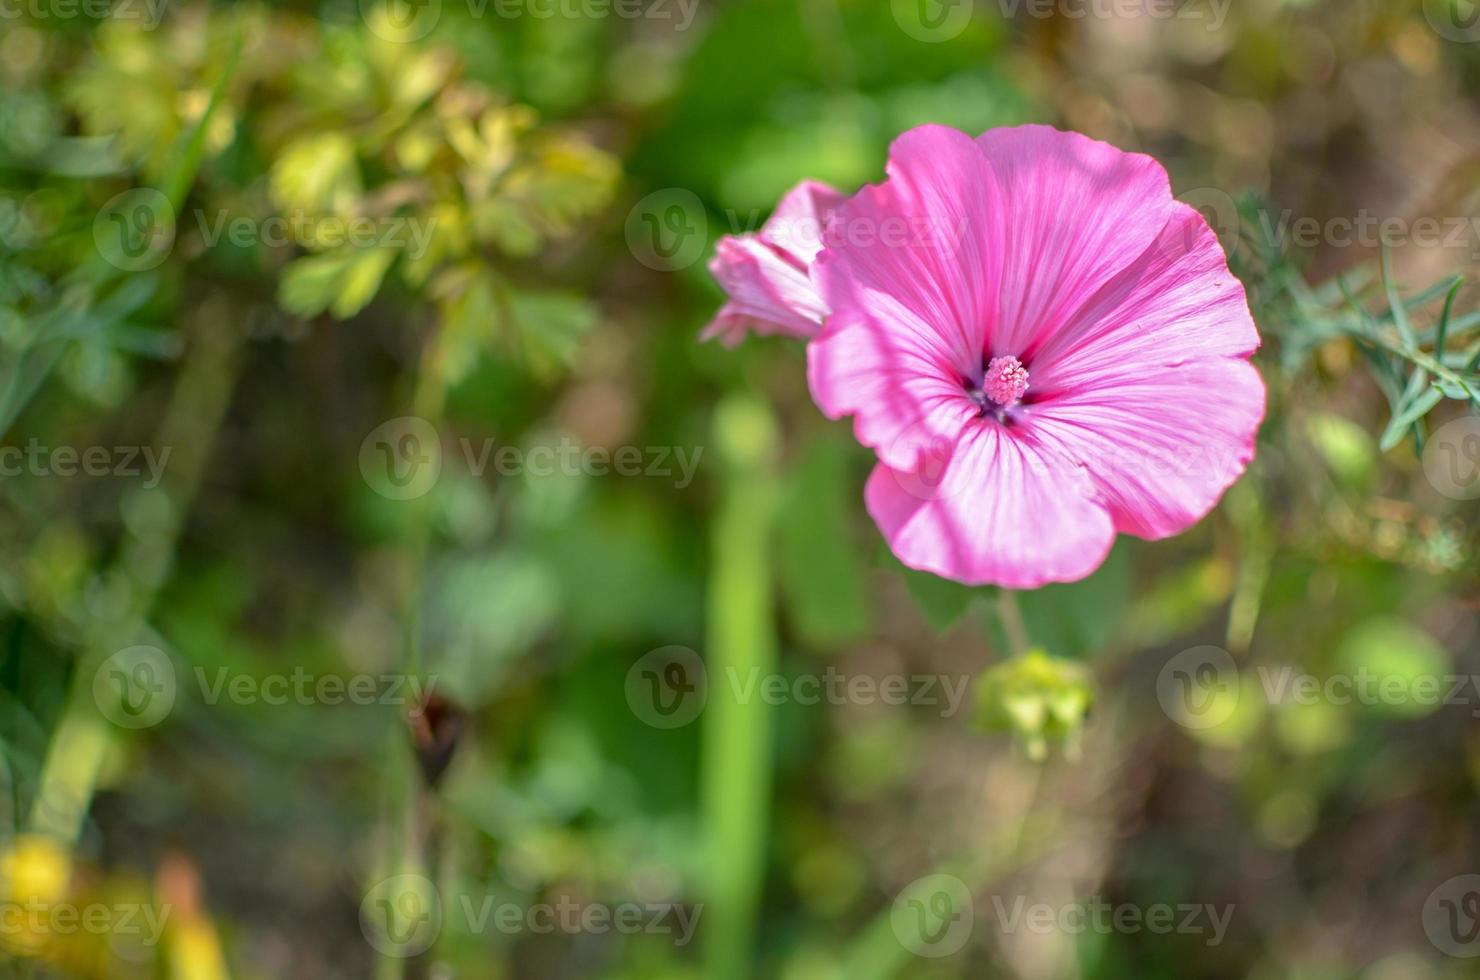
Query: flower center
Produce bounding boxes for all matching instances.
[984,356,1029,406]
[968,355,1029,418]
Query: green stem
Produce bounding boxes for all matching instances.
[701,395,781,980]
[31,313,244,843]
[378,322,451,980]
[997,590,1031,657]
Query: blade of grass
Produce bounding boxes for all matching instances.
[1434,278,1462,360]
[1380,383,1443,452]
[1380,245,1416,350]
[702,395,781,980]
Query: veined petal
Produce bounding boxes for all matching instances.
[814,124,1006,378]
[702,236,827,344]
[700,179,845,344]
[865,425,1115,589]
[808,125,1007,471]
[763,179,846,264]
[1027,203,1260,394]
[974,125,1179,359]
[1029,357,1266,540]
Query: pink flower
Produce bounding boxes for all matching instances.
[808,125,1265,588]
[701,180,845,346]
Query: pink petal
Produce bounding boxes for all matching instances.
[808,125,1007,471]
[973,125,1180,358]
[700,180,845,344]
[865,425,1115,589]
[764,179,846,264]
[702,237,828,344]
[1026,203,1260,394]
[1029,357,1266,540]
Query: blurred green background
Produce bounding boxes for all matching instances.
[1,0,1478,978]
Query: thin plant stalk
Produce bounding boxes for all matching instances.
[701,395,781,980]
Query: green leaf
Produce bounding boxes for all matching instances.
[160,32,242,209]
[423,552,560,708]
[778,435,871,647]
[278,246,395,319]
[509,289,597,376]
[437,266,502,387]
[1016,541,1131,659]
[268,132,362,218]
[898,562,978,633]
